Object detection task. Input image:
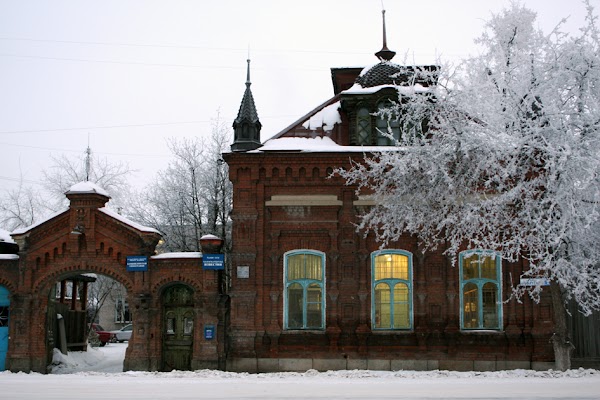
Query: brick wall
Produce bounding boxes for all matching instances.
[223,150,555,371]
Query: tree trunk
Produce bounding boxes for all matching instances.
[550,281,573,371]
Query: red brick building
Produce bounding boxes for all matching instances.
[0,182,225,373]
[222,18,556,372]
[0,13,560,374]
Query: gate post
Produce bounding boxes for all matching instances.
[123,292,153,371]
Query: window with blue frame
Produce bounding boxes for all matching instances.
[459,251,502,330]
[371,250,413,330]
[284,250,325,330]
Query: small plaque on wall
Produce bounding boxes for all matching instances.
[237,265,250,279]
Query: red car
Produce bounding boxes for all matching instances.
[90,323,113,346]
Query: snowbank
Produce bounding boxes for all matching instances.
[50,346,105,374]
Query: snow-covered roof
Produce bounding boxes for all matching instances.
[65,181,111,198]
[342,82,432,95]
[255,136,403,153]
[301,101,342,132]
[99,208,161,234]
[12,208,68,235]
[0,254,19,260]
[151,252,202,259]
[0,228,15,243]
[10,205,159,237]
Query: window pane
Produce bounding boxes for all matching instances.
[482,282,499,329]
[287,253,322,281]
[393,283,410,328]
[306,302,322,328]
[183,317,193,336]
[287,283,303,329]
[357,107,371,145]
[374,283,391,328]
[391,254,408,279]
[376,102,400,145]
[166,316,175,335]
[375,253,409,280]
[463,282,479,329]
[305,254,322,280]
[307,283,322,303]
[287,255,304,280]
[481,256,497,279]
[462,254,480,280]
[307,282,323,328]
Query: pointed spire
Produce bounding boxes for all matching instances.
[375,9,396,61]
[231,55,262,152]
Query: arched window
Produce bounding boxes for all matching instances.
[371,250,412,330]
[284,250,325,330]
[459,251,502,330]
[356,107,372,145]
[375,100,400,146]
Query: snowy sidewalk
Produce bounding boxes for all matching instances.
[0,344,598,399]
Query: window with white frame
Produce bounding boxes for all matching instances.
[459,251,502,330]
[371,250,413,330]
[284,250,325,330]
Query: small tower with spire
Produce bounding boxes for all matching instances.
[231,58,262,152]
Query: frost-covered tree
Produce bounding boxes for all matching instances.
[0,181,45,231]
[204,112,233,249]
[43,147,132,212]
[128,113,233,252]
[0,148,132,231]
[338,2,600,370]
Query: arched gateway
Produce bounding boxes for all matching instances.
[0,182,225,373]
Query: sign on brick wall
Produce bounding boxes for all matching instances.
[126,256,148,272]
[202,254,224,270]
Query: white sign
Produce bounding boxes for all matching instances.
[237,266,250,279]
[520,278,550,286]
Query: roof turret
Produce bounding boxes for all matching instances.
[231,58,262,152]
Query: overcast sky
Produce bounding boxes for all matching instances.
[0,0,597,193]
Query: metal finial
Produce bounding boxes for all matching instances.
[246,58,251,86]
[375,8,396,61]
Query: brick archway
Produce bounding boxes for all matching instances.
[0,186,225,373]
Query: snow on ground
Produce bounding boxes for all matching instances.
[49,342,127,374]
[1,343,599,399]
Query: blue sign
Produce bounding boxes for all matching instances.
[204,325,215,340]
[126,256,148,272]
[203,254,224,270]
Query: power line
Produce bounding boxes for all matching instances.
[0,114,299,136]
[0,36,373,56]
[0,175,44,185]
[0,141,175,158]
[0,120,213,135]
[0,53,251,70]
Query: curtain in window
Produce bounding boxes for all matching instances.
[460,252,501,330]
[285,251,324,329]
[373,252,412,329]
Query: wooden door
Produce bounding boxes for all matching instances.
[161,285,194,371]
[0,286,9,371]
